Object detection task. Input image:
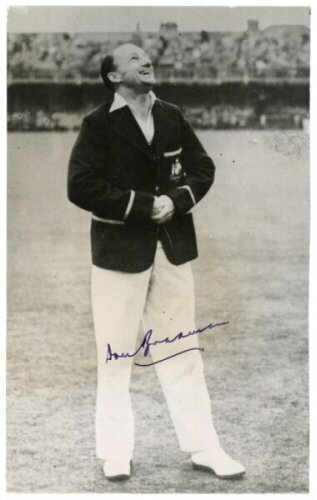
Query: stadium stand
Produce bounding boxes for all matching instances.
[7,21,310,130]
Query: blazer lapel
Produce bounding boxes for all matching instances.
[106,98,175,162]
[152,100,175,157]
[107,105,155,162]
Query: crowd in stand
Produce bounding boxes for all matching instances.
[7,21,310,82]
[7,23,310,130]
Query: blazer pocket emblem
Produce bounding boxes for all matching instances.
[171,158,182,177]
[169,158,185,183]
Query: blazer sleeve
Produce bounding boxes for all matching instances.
[165,111,215,215]
[67,116,154,221]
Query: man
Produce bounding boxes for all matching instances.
[68,43,245,482]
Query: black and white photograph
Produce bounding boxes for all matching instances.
[6,3,311,494]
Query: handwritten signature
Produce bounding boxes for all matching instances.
[106,321,229,367]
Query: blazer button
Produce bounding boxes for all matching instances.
[155,186,160,194]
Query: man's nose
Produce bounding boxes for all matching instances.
[141,57,152,67]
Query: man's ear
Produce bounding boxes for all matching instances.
[108,72,122,84]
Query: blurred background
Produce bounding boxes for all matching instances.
[7,15,310,132]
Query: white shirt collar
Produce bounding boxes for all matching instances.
[109,91,157,113]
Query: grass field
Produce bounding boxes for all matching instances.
[7,129,309,493]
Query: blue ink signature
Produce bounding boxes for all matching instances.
[106,321,229,367]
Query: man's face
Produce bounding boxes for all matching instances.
[111,44,155,90]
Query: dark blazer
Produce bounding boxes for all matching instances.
[68,96,215,272]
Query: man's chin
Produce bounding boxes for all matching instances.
[128,78,156,92]
[140,75,156,87]
[140,80,155,92]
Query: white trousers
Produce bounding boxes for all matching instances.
[91,243,220,460]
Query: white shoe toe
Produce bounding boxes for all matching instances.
[192,448,246,479]
[103,459,131,481]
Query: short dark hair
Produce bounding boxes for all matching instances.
[100,52,116,92]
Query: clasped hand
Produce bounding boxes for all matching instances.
[151,195,175,224]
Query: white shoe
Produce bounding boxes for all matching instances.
[191,447,246,479]
[103,459,132,481]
